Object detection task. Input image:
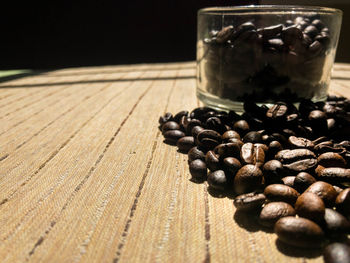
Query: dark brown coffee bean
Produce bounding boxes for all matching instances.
[223,157,241,178]
[295,192,325,222]
[333,185,344,195]
[173,110,188,123]
[267,38,285,51]
[288,136,314,149]
[233,120,250,136]
[197,129,221,150]
[186,119,202,135]
[177,136,195,153]
[216,25,234,44]
[232,22,256,41]
[205,150,220,171]
[281,26,303,45]
[226,138,244,148]
[316,167,350,184]
[266,102,288,121]
[222,130,241,142]
[335,188,350,217]
[159,112,173,125]
[293,172,316,193]
[275,216,325,248]
[275,149,318,174]
[163,130,185,144]
[242,131,263,144]
[205,117,226,134]
[188,146,206,162]
[318,152,347,168]
[323,243,350,263]
[308,110,328,134]
[189,159,207,180]
[305,181,338,207]
[234,165,263,195]
[233,192,266,212]
[263,160,285,184]
[304,25,319,38]
[323,208,350,237]
[312,19,325,30]
[309,40,323,56]
[282,176,296,188]
[162,121,180,133]
[240,143,265,167]
[258,24,283,39]
[190,107,214,120]
[214,143,241,159]
[259,202,296,228]
[267,141,283,160]
[191,125,205,139]
[264,184,299,205]
[208,170,227,191]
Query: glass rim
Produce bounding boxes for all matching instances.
[198,5,342,15]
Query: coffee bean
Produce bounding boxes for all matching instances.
[308,110,328,134]
[266,102,288,121]
[275,216,325,248]
[189,159,207,180]
[259,202,296,228]
[176,136,195,153]
[208,170,227,191]
[186,119,202,135]
[323,243,350,263]
[234,192,266,212]
[264,184,299,205]
[243,131,263,143]
[316,167,350,184]
[304,25,319,38]
[258,24,283,39]
[266,141,283,160]
[216,25,235,44]
[233,120,250,136]
[305,181,338,207]
[159,112,173,126]
[214,142,241,159]
[312,19,325,30]
[197,129,221,150]
[223,157,241,178]
[293,172,317,192]
[162,121,180,133]
[318,152,347,168]
[222,130,241,142]
[263,160,285,184]
[191,125,205,139]
[188,146,206,162]
[205,117,226,134]
[295,192,325,222]
[234,165,263,195]
[173,110,188,123]
[240,143,265,167]
[281,176,296,188]
[163,130,185,144]
[205,150,220,171]
[281,26,303,45]
[275,149,318,174]
[335,188,350,217]
[288,136,314,149]
[323,208,350,237]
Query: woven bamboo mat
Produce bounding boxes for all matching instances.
[0,62,349,263]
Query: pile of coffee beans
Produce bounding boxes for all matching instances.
[201,15,333,102]
[158,95,350,262]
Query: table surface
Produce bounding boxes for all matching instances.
[0,61,349,263]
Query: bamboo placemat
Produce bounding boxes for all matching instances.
[0,62,349,263]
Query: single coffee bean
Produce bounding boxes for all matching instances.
[159,112,173,126]
[323,243,350,263]
[304,25,319,38]
[216,25,234,44]
[177,136,195,153]
[233,192,266,212]
[191,125,205,139]
[258,24,283,39]
[188,146,206,162]
[288,136,314,149]
[263,160,285,184]
[281,26,303,45]
[197,129,221,150]
[308,110,328,134]
[190,107,213,120]
[264,184,299,205]
[275,216,325,248]
[333,185,345,195]
[295,192,325,222]
[189,159,207,180]
[163,130,185,144]
[162,121,180,133]
[282,176,296,188]
[293,172,317,193]
[266,141,283,160]
[208,170,227,191]
[214,142,241,159]
[316,167,350,184]
[309,40,323,57]
[205,117,226,134]
[305,181,338,207]
[312,19,325,30]
[335,188,350,217]
[186,119,202,135]
[233,120,250,136]
[173,110,188,123]
[318,152,347,168]
[266,102,288,121]
[323,208,350,237]
[223,157,241,178]
[226,138,244,148]
[242,131,263,144]
[234,165,263,195]
[275,149,318,174]
[222,130,241,142]
[259,202,296,228]
[240,143,265,167]
[205,150,220,171]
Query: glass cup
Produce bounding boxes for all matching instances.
[197,5,342,112]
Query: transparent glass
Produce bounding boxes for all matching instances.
[197,5,342,112]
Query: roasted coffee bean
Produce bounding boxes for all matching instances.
[335,188,350,217]
[188,146,206,162]
[299,99,318,119]
[323,208,350,237]
[173,110,188,123]
[240,143,265,167]
[263,160,285,184]
[197,129,221,150]
[163,130,185,144]
[177,136,195,153]
[281,26,303,45]
[308,110,328,134]
[216,25,235,44]
[266,102,288,121]
[312,19,325,30]
[295,192,325,222]
[233,120,250,136]
[214,143,241,159]
[223,157,241,178]
[232,22,256,41]
[159,112,173,126]
[282,176,296,188]
[208,170,227,191]
[205,150,220,171]
[226,138,244,148]
[275,216,325,248]
[189,159,207,180]
[318,152,347,168]
[190,107,213,120]
[316,167,350,184]
[162,121,180,133]
[275,149,318,173]
[305,181,338,207]
[333,185,345,195]
[259,202,296,228]
[242,131,263,144]
[186,119,202,135]
[191,125,205,139]
[222,130,241,142]
[234,165,263,195]
[264,184,299,205]
[179,116,191,131]
[266,141,283,160]
[205,117,226,134]
[293,172,317,192]
[304,25,319,38]
[258,24,283,39]
[323,243,350,263]
[233,192,266,212]
[288,136,314,149]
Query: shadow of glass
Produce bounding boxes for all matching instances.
[275,239,323,258]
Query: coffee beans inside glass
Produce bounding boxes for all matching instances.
[197,6,342,112]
